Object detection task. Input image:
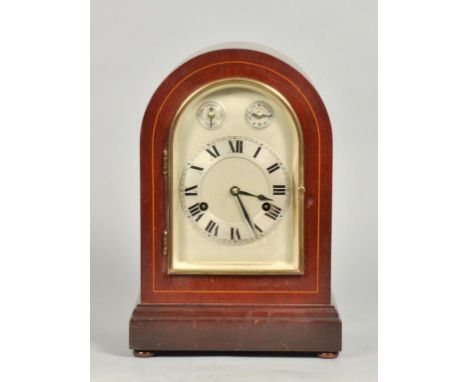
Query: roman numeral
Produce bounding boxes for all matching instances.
[230,227,241,240]
[188,203,202,217]
[266,163,280,174]
[254,224,263,233]
[265,204,282,220]
[206,145,220,158]
[229,140,243,153]
[253,146,262,158]
[190,165,204,172]
[273,185,286,195]
[184,185,198,196]
[205,220,218,236]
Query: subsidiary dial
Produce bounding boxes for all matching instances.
[197,101,225,130]
[246,101,274,129]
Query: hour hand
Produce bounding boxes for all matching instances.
[237,190,273,201]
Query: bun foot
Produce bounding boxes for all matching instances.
[317,352,339,359]
[133,350,155,358]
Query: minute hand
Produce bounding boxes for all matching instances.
[235,195,257,238]
[237,190,273,201]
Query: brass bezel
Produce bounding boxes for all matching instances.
[167,78,304,275]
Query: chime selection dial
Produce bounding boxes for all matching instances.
[196,101,225,130]
[246,100,274,129]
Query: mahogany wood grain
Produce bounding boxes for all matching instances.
[139,49,333,304]
[130,304,341,353]
[130,49,341,355]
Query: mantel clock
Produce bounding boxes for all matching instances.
[129,49,341,358]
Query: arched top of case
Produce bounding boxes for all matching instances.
[139,48,333,305]
[140,48,332,151]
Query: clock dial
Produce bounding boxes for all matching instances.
[170,79,303,274]
[196,101,224,130]
[180,136,290,245]
[246,100,274,129]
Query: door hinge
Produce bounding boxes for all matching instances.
[163,230,168,256]
[163,149,168,175]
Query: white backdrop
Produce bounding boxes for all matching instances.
[91,0,377,381]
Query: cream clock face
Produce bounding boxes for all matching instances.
[169,79,303,274]
[180,136,290,245]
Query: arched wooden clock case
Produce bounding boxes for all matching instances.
[129,49,342,358]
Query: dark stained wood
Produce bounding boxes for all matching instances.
[130,304,341,353]
[131,48,341,355]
